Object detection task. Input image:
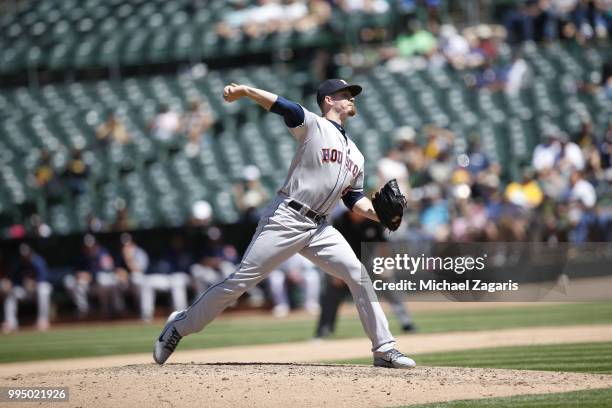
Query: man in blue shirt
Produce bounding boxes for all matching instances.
[1,244,53,333]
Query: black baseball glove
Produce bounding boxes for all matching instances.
[372,179,407,231]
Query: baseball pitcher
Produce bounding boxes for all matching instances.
[154,79,414,369]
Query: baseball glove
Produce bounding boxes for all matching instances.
[372,179,407,231]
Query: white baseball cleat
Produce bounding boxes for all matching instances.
[373,349,416,369]
[153,310,185,365]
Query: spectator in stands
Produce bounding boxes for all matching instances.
[466,137,491,177]
[149,104,181,145]
[394,126,416,159]
[406,146,432,190]
[1,244,52,333]
[504,0,556,44]
[423,125,454,161]
[111,198,135,231]
[551,0,580,40]
[395,0,417,29]
[575,118,596,149]
[566,170,597,242]
[465,24,501,62]
[293,0,332,32]
[604,62,612,100]
[539,167,568,200]
[480,187,506,240]
[558,131,586,172]
[599,121,612,170]
[63,148,89,196]
[95,111,132,148]
[466,160,496,202]
[451,200,488,241]
[472,60,506,91]
[420,184,451,241]
[504,50,530,94]
[64,234,123,318]
[428,150,454,185]
[140,235,191,321]
[32,149,62,201]
[572,118,604,181]
[505,167,544,209]
[218,0,329,38]
[336,0,390,14]
[385,20,438,59]
[267,255,320,318]
[553,0,609,42]
[216,0,251,38]
[277,0,309,33]
[377,147,409,194]
[595,170,612,241]
[583,141,604,183]
[438,24,484,70]
[394,127,428,188]
[33,149,53,187]
[115,233,149,320]
[532,131,562,173]
[182,99,215,158]
[309,0,333,32]
[567,169,597,208]
[501,206,532,241]
[425,0,442,32]
[242,0,284,38]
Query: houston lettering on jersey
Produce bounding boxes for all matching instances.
[321,148,359,176]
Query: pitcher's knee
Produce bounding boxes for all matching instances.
[215,277,254,301]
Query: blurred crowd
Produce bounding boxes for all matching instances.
[376,119,611,244]
[216,0,332,38]
[503,0,610,45]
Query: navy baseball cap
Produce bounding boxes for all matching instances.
[316,79,362,107]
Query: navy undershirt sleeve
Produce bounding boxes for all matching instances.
[342,191,364,210]
[270,96,305,128]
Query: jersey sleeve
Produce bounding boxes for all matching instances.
[350,167,365,192]
[287,106,318,142]
[342,167,365,210]
[270,96,304,128]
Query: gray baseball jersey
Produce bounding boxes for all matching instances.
[280,107,364,215]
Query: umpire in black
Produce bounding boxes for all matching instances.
[315,210,415,338]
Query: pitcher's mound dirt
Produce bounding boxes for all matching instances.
[8,363,612,408]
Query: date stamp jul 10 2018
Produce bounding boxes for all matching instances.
[0,387,69,402]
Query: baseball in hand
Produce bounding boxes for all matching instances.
[223,83,244,103]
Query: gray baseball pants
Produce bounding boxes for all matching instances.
[174,194,395,350]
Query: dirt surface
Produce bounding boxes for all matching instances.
[5,363,612,408]
[2,324,612,407]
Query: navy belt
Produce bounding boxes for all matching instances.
[288,200,325,224]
